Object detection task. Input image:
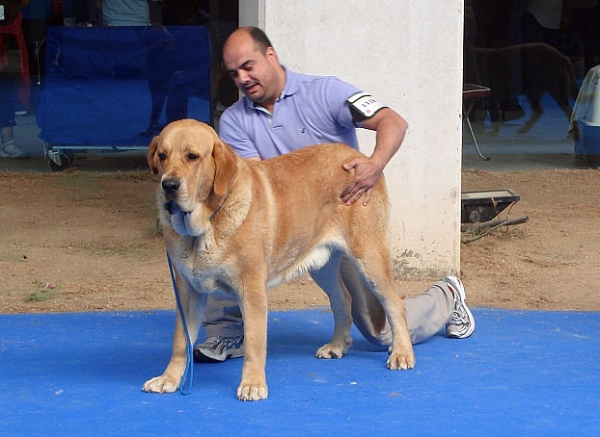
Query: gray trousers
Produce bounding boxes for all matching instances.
[202,261,454,346]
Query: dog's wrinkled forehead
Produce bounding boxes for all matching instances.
[158,120,216,158]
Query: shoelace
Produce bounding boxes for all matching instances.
[216,337,242,351]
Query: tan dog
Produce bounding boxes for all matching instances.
[142,119,414,401]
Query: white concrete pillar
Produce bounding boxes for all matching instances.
[239,0,464,278]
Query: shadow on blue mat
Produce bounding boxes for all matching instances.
[1,308,598,436]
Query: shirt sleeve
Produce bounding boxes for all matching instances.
[321,77,389,129]
[219,105,261,159]
[322,77,363,129]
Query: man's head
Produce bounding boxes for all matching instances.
[223,27,285,111]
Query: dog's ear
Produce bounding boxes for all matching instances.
[147,136,160,175]
[208,132,238,211]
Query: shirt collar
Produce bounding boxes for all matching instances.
[280,67,299,98]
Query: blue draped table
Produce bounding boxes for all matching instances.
[37,25,212,148]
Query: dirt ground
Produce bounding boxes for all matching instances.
[1,163,599,314]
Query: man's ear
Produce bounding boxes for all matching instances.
[147,136,160,175]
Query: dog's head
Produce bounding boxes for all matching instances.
[147,119,238,236]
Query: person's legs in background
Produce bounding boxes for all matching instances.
[0,75,27,158]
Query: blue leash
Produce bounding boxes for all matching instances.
[166,252,194,395]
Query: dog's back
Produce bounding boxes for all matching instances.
[259,142,388,221]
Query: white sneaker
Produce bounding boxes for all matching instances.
[193,335,244,363]
[0,140,28,159]
[444,276,476,339]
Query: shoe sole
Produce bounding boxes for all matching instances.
[445,277,476,339]
[193,347,244,363]
[193,349,226,363]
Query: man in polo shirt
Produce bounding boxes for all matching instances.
[194,26,475,363]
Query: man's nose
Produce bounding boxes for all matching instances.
[237,70,250,83]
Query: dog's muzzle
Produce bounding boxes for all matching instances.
[162,178,185,215]
[162,178,181,195]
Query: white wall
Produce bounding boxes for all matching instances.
[240,1,464,278]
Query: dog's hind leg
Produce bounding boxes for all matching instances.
[309,252,354,359]
[351,243,415,370]
[550,91,575,132]
[338,257,390,347]
[517,92,544,134]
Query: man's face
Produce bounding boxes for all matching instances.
[223,36,279,105]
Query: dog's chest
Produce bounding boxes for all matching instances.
[169,235,229,292]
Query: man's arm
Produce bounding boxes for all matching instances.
[341,107,408,206]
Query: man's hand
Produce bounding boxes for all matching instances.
[340,108,407,206]
[340,157,384,206]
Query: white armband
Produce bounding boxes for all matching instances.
[347,92,387,119]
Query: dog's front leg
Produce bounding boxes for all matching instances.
[142,312,190,393]
[236,285,268,401]
[143,274,205,394]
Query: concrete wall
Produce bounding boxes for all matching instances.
[240,1,464,279]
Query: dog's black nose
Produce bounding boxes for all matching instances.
[162,178,180,195]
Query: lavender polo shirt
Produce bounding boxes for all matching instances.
[219,69,362,159]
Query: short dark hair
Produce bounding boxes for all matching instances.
[247,27,273,54]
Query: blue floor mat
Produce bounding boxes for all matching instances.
[1,308,598,436]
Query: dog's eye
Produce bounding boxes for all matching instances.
[187,153,199,161]
[158,153,166,161]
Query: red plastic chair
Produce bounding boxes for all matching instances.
[0,12,30,111]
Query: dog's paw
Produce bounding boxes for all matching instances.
[142,375,180,394]
[315,344,346,359]
[386,351,416,370]
[236,381,268,401]
[315,337,352,359]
